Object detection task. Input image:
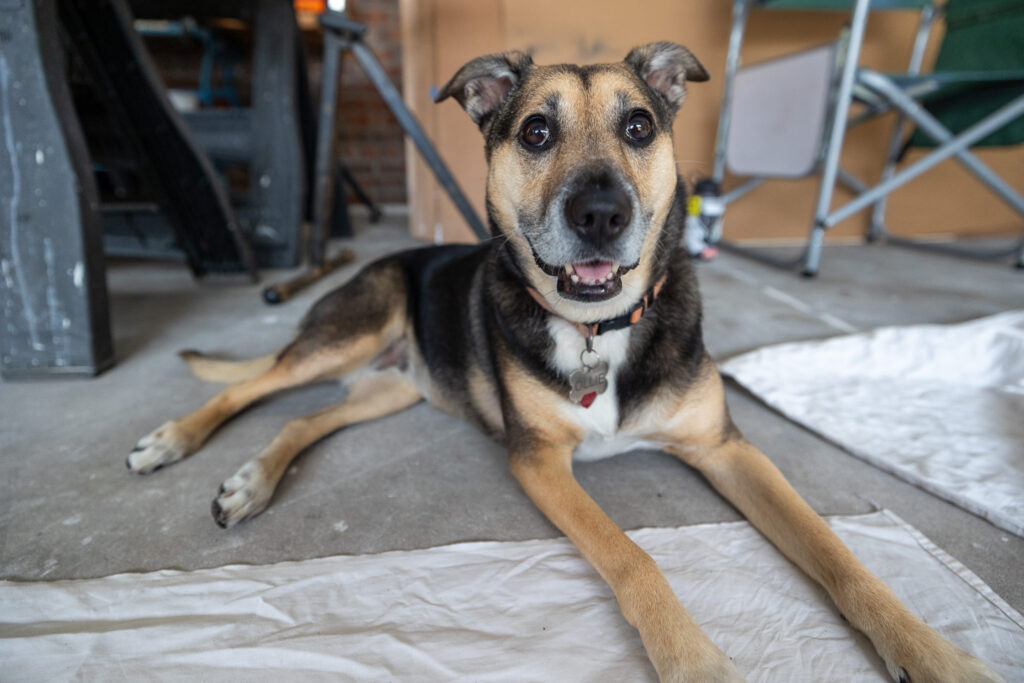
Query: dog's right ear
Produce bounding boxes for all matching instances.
[435,51,533,130]
[624,42,709,116]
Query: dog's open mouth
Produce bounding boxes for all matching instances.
[534,257,635,302]
[557,260,624,301]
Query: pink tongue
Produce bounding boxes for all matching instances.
[573,261,613,280]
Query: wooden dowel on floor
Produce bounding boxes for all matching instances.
[261,249,356,305]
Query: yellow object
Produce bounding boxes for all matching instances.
[688,195,703,216]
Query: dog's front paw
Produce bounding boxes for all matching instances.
[880,627,1003,683]
[211,460,274,529]
[127,421,193,474]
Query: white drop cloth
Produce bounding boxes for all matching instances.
[721,311,1024,537]
[1,511,1021,682]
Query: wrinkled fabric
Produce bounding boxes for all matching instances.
[1,511,1021,681]
[722,311,1024,537]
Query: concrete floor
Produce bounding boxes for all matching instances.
[2,215,1023,616]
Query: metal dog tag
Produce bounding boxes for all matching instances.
[569,344,608,407]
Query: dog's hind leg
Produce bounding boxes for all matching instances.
[128,259,408,474]
[211,369,421,528]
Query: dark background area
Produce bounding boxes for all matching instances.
[144,0,407,205]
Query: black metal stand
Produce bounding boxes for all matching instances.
[330,160,384,238]
[313,10,487,260]
[263,9,486,304]
[336,160,383,231]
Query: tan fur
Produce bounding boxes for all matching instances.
[486,66,682,324]
[178,350,277,384]
[467,364,504,435]
[498,363,583,447]
[211,371,422,527]
[499,360,743,681]
[181,332,395,446]
[128,307,407,476]
[638,355,732,450]
[663,435,995,682]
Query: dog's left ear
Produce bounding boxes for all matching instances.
[435,51,534,131]
[624,42,709,115]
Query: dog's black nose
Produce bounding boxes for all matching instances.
[565,186,632,247]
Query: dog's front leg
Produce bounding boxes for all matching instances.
[669,437,1002,683]
[509,443,744,682]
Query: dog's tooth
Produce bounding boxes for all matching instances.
[611,262,620,274]
[564,264,573,275]
[570,273,580,283]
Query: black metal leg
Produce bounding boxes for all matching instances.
[249,0,306,268]
[310,29,343,266]
[348,38,489,241]
[331,163,354,238]
[294,20,318,223]
[269,9,487,306]
[338,161,382,222]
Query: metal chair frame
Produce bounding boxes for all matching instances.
[710,0,1024,276]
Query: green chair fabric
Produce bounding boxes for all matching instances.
[908,0,1024,147]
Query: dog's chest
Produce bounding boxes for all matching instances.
[547,319,660,462]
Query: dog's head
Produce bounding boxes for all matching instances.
[437,42,707,320]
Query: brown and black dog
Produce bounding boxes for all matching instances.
[128,43,1001,682]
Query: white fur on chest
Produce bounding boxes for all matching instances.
[546,318,659,462]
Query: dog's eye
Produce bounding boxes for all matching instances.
[520,116,552,148]
[625,111,654,143]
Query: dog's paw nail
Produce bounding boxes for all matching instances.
[211,499,228,529]
[211,500,227,527]
[127,422,190,474]
[211,464,272,528]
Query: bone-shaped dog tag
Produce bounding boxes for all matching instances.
[569,346,608,407]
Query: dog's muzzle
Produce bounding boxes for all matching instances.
[525,167,645,303]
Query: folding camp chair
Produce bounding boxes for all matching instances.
[703,0,1024,276]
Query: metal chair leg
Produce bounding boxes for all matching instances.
[802,224,826,277]
[712,0,753,186]
[868,2,939,243]
[804,0,872,276]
